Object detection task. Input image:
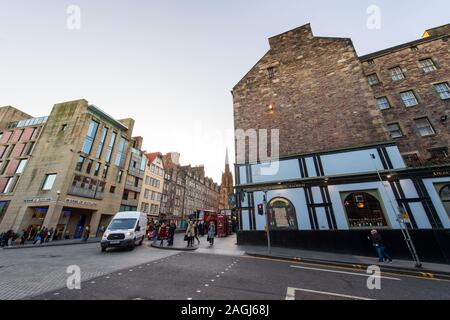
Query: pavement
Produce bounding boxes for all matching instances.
[2,237,101,250]
[2,233,450,300]
[32,249,450,301]
[150,233,450,278]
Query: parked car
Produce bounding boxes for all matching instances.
[101,211,147,252]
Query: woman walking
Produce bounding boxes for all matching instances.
[207,222,216,246]
[194,222,200,245]
[158,223,168,246]
[185,221,196,247]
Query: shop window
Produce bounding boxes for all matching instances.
[268,197,298,229]
[440,185,450,217]
[0,201,9,223]
[343,192,388,228]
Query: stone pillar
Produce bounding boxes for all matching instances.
[42,203,64,231]
[89,211,101,238]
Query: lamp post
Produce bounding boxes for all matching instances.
[263,190,272,254]
[370,154,422,268]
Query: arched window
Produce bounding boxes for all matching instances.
[440,185,450,216]
[268,197,298,229]
[343,192,388,228]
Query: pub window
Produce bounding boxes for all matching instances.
[343,192,388,228]
[440,185,450,217]
[267,197,298,229]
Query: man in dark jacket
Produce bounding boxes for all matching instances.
[168,221,177,246]
[370,229,393,263]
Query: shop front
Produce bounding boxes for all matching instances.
[55,207,94,240]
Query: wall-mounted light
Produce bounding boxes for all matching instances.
[441,115,448,122]
[267,103,274,112]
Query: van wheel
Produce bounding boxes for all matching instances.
[128,242,135,251]
[101,247,107,252]
[139,237,144,246]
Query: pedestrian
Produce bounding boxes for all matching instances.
[168,221,177,246]
[194,222,200,245]
[33,232,42,245]
[198,221,204,237]
[153,222,159,244]
[207,222,216,246]
[369,229,393,263]
[185,220,195,247]
[46,228,54,242]
[158,223,168,246]
[20,229,29,245]
[82,225,90,242]
[42,228,49,243]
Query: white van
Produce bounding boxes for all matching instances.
[101,211,147,252]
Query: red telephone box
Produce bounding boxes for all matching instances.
[216,213,228,237]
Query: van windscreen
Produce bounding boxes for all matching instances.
[108,218,137,230]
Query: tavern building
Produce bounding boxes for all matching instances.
[232,24,450,262]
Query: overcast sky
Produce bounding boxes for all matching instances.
[1,0,449,182]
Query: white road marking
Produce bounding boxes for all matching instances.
[196,290,201,293]
[205,284,209,287]
[290,265,401,280]
[285,287,373,300]
[90,281,95,284]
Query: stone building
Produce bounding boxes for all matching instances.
[160,152,185,222]
[159,152,220,226]
[233,23,389,163]
[232,23,450,263]
[360,24,450,165]
[0,99,135,239]
[138,152,165,219]
[219,149,234,210]
[120,136,146,213]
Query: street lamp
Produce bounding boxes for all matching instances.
[369,154,422,268]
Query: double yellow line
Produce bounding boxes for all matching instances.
[242,255,450,282]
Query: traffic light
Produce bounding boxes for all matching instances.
[257,203,264,216]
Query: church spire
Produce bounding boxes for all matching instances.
[225,148,230,173]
